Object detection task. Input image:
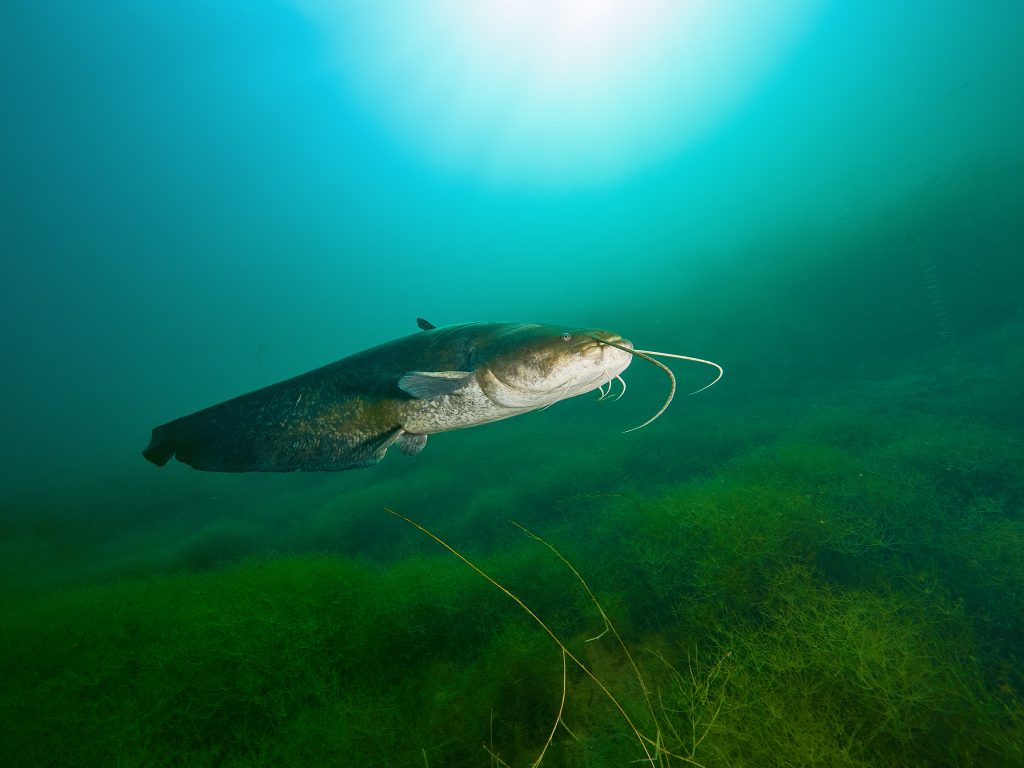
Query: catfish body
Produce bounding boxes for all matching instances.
[143,320,632,472]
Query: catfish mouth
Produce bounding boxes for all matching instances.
[571,332,633,391]
[589,334,725,432]
[575,331,632,355]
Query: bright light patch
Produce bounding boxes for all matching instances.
[296,1,820,187]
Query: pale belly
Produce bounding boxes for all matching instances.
[400,382,528,435]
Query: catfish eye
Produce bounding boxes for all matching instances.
[561,333,572,342]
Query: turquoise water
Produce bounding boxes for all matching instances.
[2,2,1022,765]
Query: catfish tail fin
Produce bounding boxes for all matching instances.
[142,425,175,466]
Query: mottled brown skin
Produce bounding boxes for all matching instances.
[143,321,630,472]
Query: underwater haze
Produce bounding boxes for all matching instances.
[2,1,1023,766]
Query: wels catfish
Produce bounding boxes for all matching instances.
[143,319,721,472]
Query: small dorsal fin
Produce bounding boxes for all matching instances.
[417,318,436,331]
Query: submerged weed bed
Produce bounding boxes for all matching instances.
[2,346,1023,767]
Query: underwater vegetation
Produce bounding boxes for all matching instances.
[1,165,1021,766]
[2,312,1022,767]
[4,0,1024,760]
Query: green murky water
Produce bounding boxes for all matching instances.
[2,2,1021,765]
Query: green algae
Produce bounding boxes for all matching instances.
[2,322,1023,766]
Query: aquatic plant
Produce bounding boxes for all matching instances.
[385,508,697,766]
[3,314,1024,766]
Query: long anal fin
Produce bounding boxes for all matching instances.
[143,401,406,472]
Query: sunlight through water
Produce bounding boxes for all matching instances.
[296,0,822,187]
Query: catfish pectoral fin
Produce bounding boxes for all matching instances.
[398,371,472,398]
[396,432,428,455]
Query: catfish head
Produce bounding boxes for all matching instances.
[472,323,634,409]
